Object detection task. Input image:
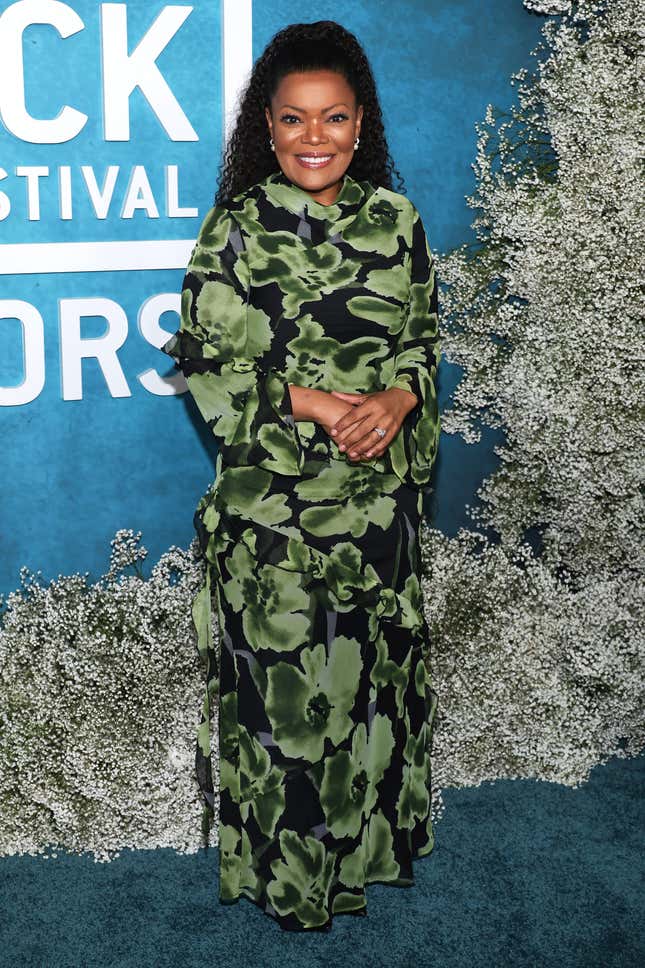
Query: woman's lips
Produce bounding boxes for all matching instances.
[295,154,334,169]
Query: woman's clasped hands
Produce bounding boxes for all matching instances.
[322,387,418,462]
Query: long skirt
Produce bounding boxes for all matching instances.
[190,450,438,931]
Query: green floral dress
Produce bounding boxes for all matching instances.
[161,168,441,931]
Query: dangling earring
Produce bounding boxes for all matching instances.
[269,136,275,152]
[354,136,360,150]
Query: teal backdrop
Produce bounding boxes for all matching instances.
[0,1,544,596]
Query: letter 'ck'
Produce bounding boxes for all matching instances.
[0,1,197,143]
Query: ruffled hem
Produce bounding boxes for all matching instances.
[217,837,436,932]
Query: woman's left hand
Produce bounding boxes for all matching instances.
[327,387,418,461]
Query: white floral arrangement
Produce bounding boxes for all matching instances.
[0,531,209,860]
[426,0,644,815]
[1,0,642,860]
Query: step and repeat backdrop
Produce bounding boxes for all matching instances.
[0,0,542,595]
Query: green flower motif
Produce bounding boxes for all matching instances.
[363,263,411,304]
[265,637,362,761]
[194,279,272,361]
[338,808,400,887]
[407,274,438,336]
[186,210,246,291]
[219,691,240,796]
[185,361,257,446]
[239,730,286,838]
[417,813,436,858]
[279,538,381,613]
[365,563,426,640]
[267,829,336,927]
[283,315,389,391]
[219,823,258,901]
[219,692,286,837]
[227,194,261,234]
[296,462,400,538]
[216,466,298,535]
[219,693,287,838]
[219,823,242,901]
[342,196,410,257]
[221,532,310,652]
[395,709,431,829]
[321,541,381,610]
[263,172,364,222]
[369,628,413,719]
[192,203,231,252]
[414,652,433,699]
[398,571,425,633]
[367,585,401,639]
[346,293,405,330]
[346,261,409,332]
[200,498,221,536]
[331,891,367,914]
[248,231,360,317]
[320,716,395,838]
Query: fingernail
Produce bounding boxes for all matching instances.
[331,429,337,435]
[339,444,345,451]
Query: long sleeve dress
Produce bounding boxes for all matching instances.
[161,167,441,932]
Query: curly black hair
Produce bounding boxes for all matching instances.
[214,20,405,207]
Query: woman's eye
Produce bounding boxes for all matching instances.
[279,113,350,124]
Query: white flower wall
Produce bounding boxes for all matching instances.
[425,0,644,818]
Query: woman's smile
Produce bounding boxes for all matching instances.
[295,152,335,169]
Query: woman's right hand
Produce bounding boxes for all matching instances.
[288,385,356,436]
[315,394,358,435]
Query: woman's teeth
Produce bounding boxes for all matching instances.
[296,154,333,168]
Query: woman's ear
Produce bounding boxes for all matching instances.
[264,105,273,138]
[355,103,364,140]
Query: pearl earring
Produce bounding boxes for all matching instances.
[354,136,360,149]
[269,137,275,152]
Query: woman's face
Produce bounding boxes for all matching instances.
[265,69,363,205]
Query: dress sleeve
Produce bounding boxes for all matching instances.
[381,204,441,488]
[161,205,305,476]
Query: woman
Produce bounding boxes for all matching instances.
[162,19,441,931]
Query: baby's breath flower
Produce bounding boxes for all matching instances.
[0,531,216,861]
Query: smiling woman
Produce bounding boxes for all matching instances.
[264,71,363,200]
[161,19,441,932]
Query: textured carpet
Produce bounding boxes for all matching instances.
[1,752,643,968]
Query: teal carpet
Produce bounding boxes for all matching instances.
[1,753,643,967]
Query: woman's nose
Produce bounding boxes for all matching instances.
[302,119,327,144]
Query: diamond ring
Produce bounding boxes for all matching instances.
[373,427,386,439]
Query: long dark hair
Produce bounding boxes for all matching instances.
[214,20,405,206]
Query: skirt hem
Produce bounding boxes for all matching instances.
[217,839,436,932]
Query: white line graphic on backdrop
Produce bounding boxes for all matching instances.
[0,0,253,275]
[0,240,195,274]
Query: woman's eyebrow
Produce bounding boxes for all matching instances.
[279,102,350,112]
